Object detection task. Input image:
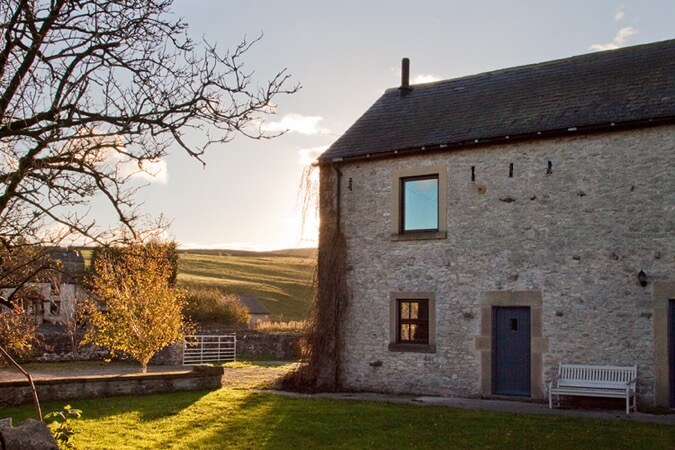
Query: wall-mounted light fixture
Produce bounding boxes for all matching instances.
[638,270,648,287]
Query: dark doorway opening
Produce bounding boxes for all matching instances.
[493,306,531,396]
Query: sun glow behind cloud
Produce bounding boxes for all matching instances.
[412,74,442,84]
[293,146,323,247]
[261,113,330,135]
[298,146,327,166]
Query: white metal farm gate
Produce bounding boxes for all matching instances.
[182,334,236,365]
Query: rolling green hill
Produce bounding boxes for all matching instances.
[176,250,315,321]
[79,247,316,321]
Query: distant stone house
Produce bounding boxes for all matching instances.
[317,40,675,408]
[238,296,271,325]
[1,249,87,325]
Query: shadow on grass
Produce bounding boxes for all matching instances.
[4,376,674,448]
[3,389,212,424]
[179,393,675,450]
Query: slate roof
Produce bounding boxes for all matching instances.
[50,249,85,284]
[320,39,675,162]
[238,296,270,315]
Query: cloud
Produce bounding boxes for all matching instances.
[57,127,169,184]
[298,146,328,166]
[614,9,625,21]
[102,147,168,184]
[261,113,330,135]
[122,157,168,184]
[589,26,637,51]
[412,74,442,84]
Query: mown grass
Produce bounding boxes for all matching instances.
[177,252,314,321]
[4,386,673,449]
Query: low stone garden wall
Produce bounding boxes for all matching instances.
[0,365,224,407]
[29,327,303,365]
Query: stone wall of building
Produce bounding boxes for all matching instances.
[331,125,674,405]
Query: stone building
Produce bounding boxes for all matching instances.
[317,40,675,408]
[238,295,271,325]
[1,249,87,325]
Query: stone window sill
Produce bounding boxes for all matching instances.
[388,343,437,353]
[390,231,447,242]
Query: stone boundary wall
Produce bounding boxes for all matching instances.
[30,331,109,363]
[146,330,303,364]
[28,329,303,365]
[0,365,224,407]
[236,331,303,359]
[196,326,303,360]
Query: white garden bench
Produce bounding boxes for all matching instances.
[548,363,637,414]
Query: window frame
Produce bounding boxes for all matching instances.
[396,298,430,344]
[399,175,440,234]
[391,165,447,241]
[49,300,61,316]
[389,292,436,353]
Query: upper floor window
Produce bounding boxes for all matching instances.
[50,279,60,296]
[401,175,439,232]
[391,165,447,241]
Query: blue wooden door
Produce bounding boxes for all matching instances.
[669,300,675,407]
[493,307,531,396]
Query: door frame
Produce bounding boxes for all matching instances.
[475,291,548,399]
[670,300,675,408]
[653,281,675,407]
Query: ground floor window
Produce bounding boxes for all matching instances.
[49,300,61,315]
[389,292,436,353]
[397,299,429,344]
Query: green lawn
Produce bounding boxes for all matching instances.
[3,385,673,449]
[176,252,314,321]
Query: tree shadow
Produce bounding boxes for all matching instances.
[2,388,211,425]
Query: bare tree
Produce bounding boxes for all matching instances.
[0,0,298,300]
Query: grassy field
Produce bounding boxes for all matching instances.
[3,362,673,449]
[79,247,316,321]
[176,250,315,321]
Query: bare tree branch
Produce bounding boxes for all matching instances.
[0,0,298,299]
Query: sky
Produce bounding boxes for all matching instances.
[125,0,675,250]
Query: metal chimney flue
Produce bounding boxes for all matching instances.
[400,58,411,93]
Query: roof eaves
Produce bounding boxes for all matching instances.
[320,115,675,164]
